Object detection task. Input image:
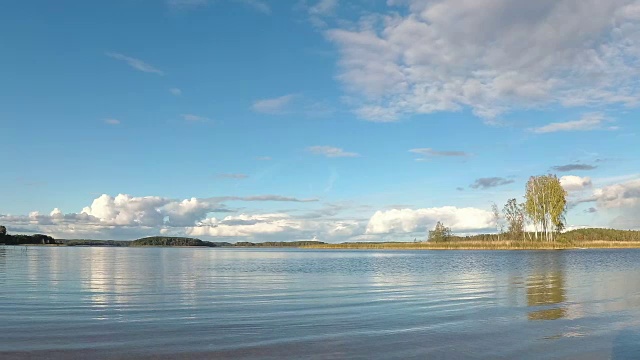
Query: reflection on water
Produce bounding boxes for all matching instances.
[2,247,640,359]
[526,253,566,321]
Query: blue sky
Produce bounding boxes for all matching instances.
[2,0,640,241]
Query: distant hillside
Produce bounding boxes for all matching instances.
[61,239,129,247]
[234,241,326,247]
[130,236,217,247]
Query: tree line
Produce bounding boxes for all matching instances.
[430,174,569,242]
[0,226,56,245]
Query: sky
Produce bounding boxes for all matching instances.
[2,0,640,242]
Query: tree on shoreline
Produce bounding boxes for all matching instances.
[525,175,567,242]
[0,225,6,237]
[491,203,503,240]
[429,221,452,242]
[503,198,525,241]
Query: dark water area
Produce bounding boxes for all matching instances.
[1,247,640,359]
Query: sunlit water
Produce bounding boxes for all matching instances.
[1,247,640,359]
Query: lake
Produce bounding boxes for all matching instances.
[1,246,640,359]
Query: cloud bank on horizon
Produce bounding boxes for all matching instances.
[2,0,640,241]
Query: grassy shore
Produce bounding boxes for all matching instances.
[302,240,640,250]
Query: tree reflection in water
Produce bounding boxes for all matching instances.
[526,252,566,321]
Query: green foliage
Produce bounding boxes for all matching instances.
[558,228,640,242]
[234,241,326,247]
[503,198,525,240]
[130,237,216,247]
[525,174,567,242]
[0,225,6,236]
[62,239,129,247]
[428,221,452,242]
[1,234,56,245]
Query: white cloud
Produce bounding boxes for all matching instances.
[326,0,640,121]
[309,0,338,15]
[252,94,296,114]
[560,175,593,192]
[0,193,328,240]
[593,179,640,209]
[365,207,494,234]
[104,118,120,125]
[105,52,164,75]
[187,213,298,237]
[307,146,360,158]
[50,208,63,218]
[81,194,169,227]
[170,88,182,96]
[298,0,339,28]
[586,178,640,229]
[532,113,613,133]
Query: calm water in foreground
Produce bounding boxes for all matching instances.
[1,247,640,359]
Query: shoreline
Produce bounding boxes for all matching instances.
[301,241,640,250]
[6,240,640,250]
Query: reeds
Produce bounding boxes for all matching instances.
[302,240,640,250]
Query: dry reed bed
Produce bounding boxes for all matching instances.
[302,241,640,250]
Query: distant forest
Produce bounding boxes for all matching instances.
[3,225,640,247]
[448,229,640,242]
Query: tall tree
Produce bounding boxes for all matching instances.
[428,221,452,242]
[503,199,525,240]
[0,225,6,236]
[525,175,567,242]
[491,203,503,240]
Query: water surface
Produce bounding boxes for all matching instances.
[1,246,640,359]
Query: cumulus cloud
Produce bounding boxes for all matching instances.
[252,94,296,114]
[593,179,640,209]
[0,193,327,240]
[187,213,298,237]
[588,179,640,229]
[104,118,120,125]
[326,1,640,121]
[307,146,360,158]
[106,52,164,75]
[552,163,597,172]
[366,207,494,234]
[532,113,614,134]
[470,177,514,189]
[560,175,593,192]
[81,194,181,227]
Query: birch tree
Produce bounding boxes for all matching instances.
[491,203,503,240]
[525,175,567,242]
